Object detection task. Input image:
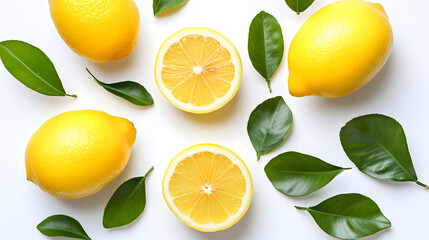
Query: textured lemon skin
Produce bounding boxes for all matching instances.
[25,110,136,199]
[288,0,393,97]
[49,0,140,62]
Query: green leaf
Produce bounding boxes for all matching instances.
[153,0,188,16]
[247,96,293,160]
[248,11,284,92]
[265,151,350,197]
[340,114,428,189]
[0,40,76,97]
[284,0,315,15]
[103,166,154,228]
[87,68,153,106]
[37,215,91,240]
[296,193,391,239]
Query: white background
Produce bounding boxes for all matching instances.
[1,0,428,239]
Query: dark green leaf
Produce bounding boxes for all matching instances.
[340,114,428,189]
[103,166,154,228]
[265,151,350,196]
[248,11,284,92]
[0,40,75,97]
[247,96,293,160]
[296,193,391,239]
[87,68,153,106]
[37,215,91,240]
[284,0,315,15]
[153,0,188,16]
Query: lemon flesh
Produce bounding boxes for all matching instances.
[25,110,136,199]
[155,28,242,114]
[49,0,140,62]
[288,0,393,97]
[162,144,252,232]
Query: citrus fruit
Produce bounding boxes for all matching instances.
[162,144,252,232]
[25,110,136,199]
[155,27,242,114]
[49,0,140,62]
[288,0,393,97]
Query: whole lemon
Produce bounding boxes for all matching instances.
[49,0,140,62]
[288,0,393,97]
[25,110,136,199]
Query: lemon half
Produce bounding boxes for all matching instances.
[162,144,252,232]
[155,28,242,114]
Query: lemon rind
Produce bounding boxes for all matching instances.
[155,27,242,114]
[162,143,252,232]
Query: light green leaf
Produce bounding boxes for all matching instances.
[0,40,75,97]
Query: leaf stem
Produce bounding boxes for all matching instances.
[267,80,272,93]
[343,167,352,171]
[295,206,307,211]
[144,166,154,179]
[66,94,77,98]
[257,153,261,161]
[416,181,429,190]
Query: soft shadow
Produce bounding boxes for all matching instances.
[361,227,392,240]
[191,198,256,240]
[87,39,143,75]
[183,89,242,124]
[314,51,395,108]
[59,148,140,210]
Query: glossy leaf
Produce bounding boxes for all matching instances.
[87,68,153,106]
[0,40,75,97]
[265,151,350,196]
[296,193,391,239]
[37,215,91,240]
[153,0,188,16]
[103,166,154,228]
[284,0,315,15]
[248,11,284,92]
[340,114,428,189]
[247,96,292,160]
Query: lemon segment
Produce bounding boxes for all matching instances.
[25,110,136,199]
[288,0,393,97]
[155,28,242,113]
[162,144,252,232]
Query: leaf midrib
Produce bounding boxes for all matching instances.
[351,127,415,181]
[307,208,390,225]
[99,81,147,104]
[271,168,344,175]
[0,43,64,95]
[257,98,283,154]
[260,12,269,80]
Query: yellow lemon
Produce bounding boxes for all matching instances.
[25,110,136,199]
[162,144,252,232]
[155,28,242,114]
[288,0,393,97]
[49,0,140,62]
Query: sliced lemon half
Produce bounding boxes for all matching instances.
[162,144,252,232]
[155,27,242,114]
